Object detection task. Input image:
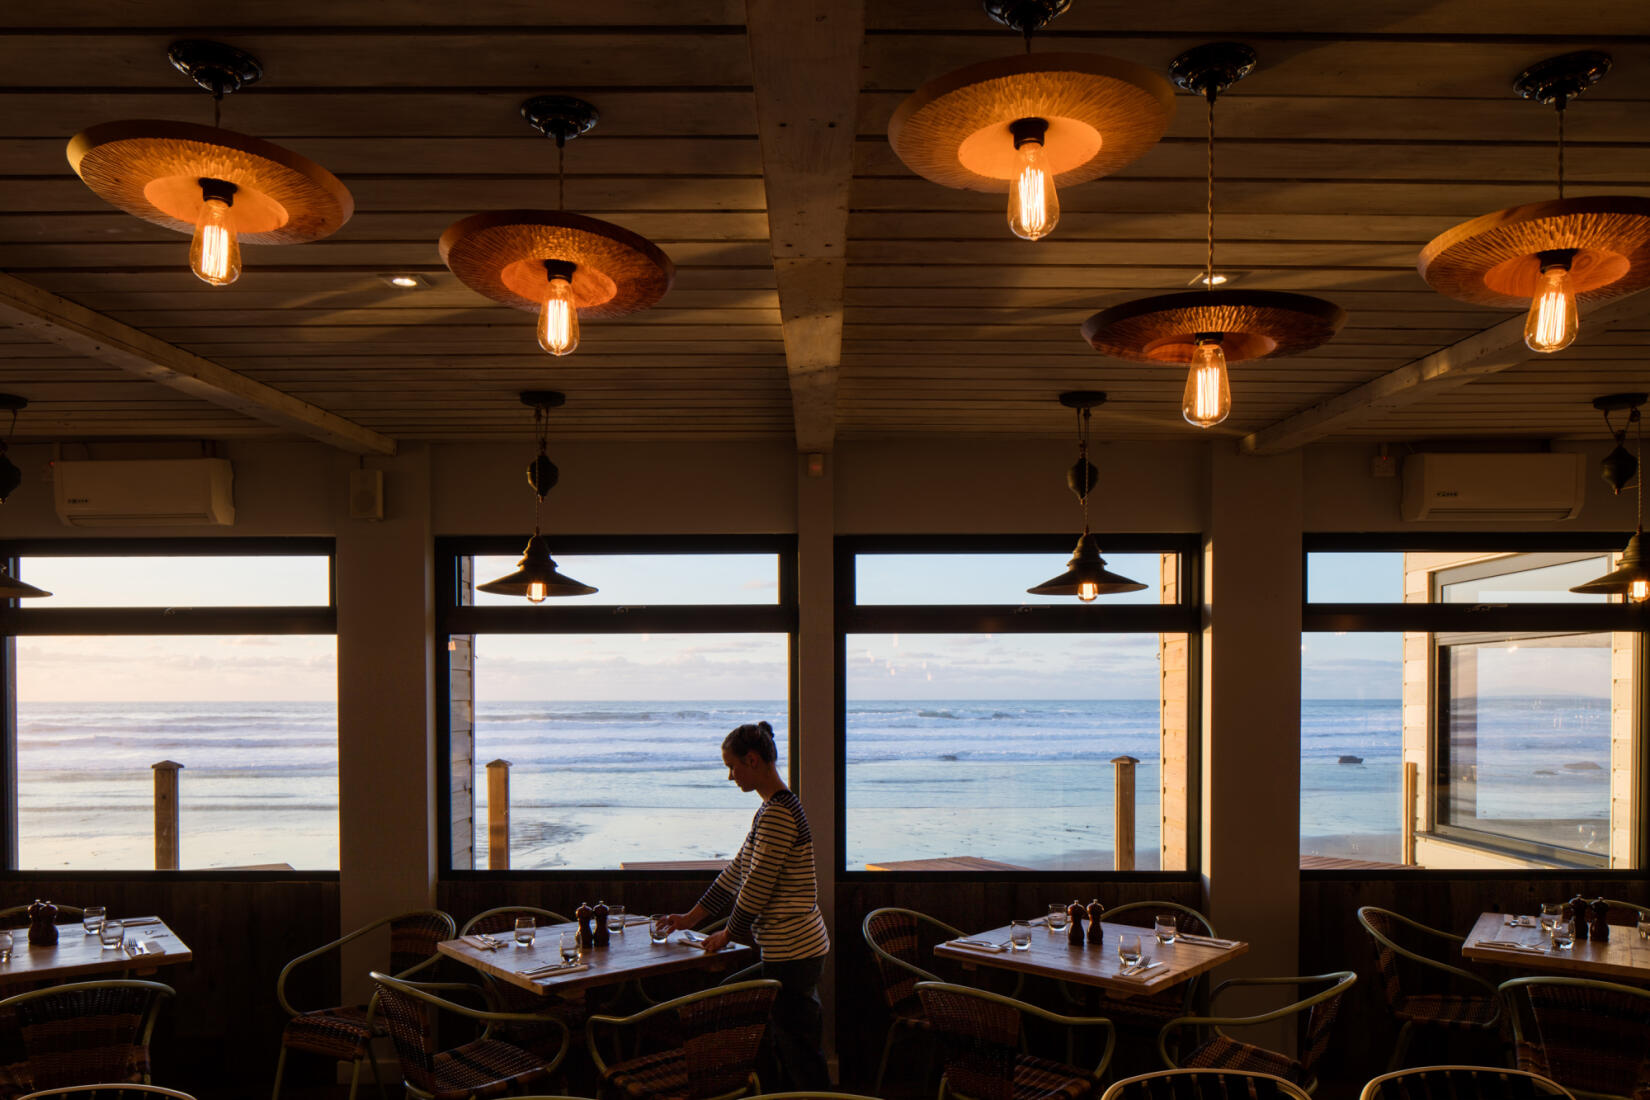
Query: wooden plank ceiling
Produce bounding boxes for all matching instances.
[0,0,1647,449]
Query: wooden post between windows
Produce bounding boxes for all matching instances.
[486,759,510,870]
[1113,756,1138,871]
[1401,761,1418,865]
[153,760,182,870]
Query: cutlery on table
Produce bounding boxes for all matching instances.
[468,935,505,950]
[1503,917,1537,928]
[1119,960,1162,978]
[952,938,1009,953]
[1481,939,1545,952]
[522,961,586,976]
[122,917,162,927]
[1175,934,1237,948]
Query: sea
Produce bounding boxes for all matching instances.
[13,697,1613,871]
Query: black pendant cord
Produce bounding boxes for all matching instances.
[1636,408,1644,535]
[1555,99,1567,200]
[1077,404,1091,534]
[213,93,221,128]
[557,142,566,212]
[1205,89,1216,290]
[532,403,550,536]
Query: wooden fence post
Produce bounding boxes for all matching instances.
[1112,755,1138,871]
[486,759,511,870]
[153,760,182,870]
[1401,761,1418,865]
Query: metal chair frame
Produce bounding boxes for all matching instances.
[861,906,965,1095]
[21,1088,198,1100]
[0,979,175,1095]
[1356,906,1501,1071]
[1101,1068,1315,1100]
[457,906,572,936]
[1357,1064,1575,1100]
[1500,976,1650,1100]
[271,908,455,1100]
[916,979,1117,1100]
[1158,971,1358,1095]
[584,978,781,1100]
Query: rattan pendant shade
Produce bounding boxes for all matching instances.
[888,51,1175,192]
[1082,289,1346,364]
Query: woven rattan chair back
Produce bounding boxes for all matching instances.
[1101,1069,1313,1100]
[918,983,1022,1100]
[0,980,174,1095]
[1358,1065,1575,1100]
[0,905,86,931]
[677,981,781,1100]
[369,975,443,1093]
[1502,978,1650,1100]
[389,910,457,976]
[459,906,572,938]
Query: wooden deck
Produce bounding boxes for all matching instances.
[1300,854,1413,870]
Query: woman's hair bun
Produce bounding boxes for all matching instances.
[756,720,773,738]
[723,719,778,763]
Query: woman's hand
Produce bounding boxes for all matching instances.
[655,903,708,936]
[700,929,731,954]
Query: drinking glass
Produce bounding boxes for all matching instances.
[1046,904,1068,932]
[650,915,670,944]
[609,903,627,934]
[1117,932,1143,968]
[514,917,535,947]
[83,905,106,936]
[559,932,580,964]
[0,931,12,962]
[1539,902,1562,934]
[1154,915,1178,944]
[1010,920,1032,951]
[1637,913,1649,941]
[99,919,125,951]
[1551,920,1575,950]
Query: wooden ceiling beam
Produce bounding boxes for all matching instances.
[1241,290,1650,455]
[744,0,864,453]
[0,271,396,454]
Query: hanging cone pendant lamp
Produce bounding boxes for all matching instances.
[1081,43,1345,427]
[1027,392,1146,600]
[477,392,597,603]
[1571,393,1650,603]
[888,0,1174,241]
[66,41,353,287]
[441,97,674,357]
[1420,53,1650,354]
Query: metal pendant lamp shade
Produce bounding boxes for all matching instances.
[1028,391,1144,600]
[1568,531,1649,602]
[479,391,597,603]
[1572,393,1650,603]
[0,568,51,600]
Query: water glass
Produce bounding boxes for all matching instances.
[1010,920,1032,951]
[514,917,535,947]
[609,903,627,934]
[99,919,125,951]
[650,915,670,944]
[1117,932,1143,968]
[0,931,12,962]
[1637,914,1649,941]
[559,931,580,964]
[83,905,106,936]
[1539,902,1563,934]
[1551,920,1575,950]
[1046,903,1068,932]
[1154,915,1178,944]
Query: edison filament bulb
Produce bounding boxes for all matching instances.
[1007,118,1059,241]
[1182,336,1231,428]
[527,580,548,603]
[189,178,241,287]
[1077,580,1099,602]
[537,261,580,357]
[1525,259,1579,353]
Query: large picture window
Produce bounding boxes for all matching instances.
[0,541,338,871]
[1302,536,1645,871]
[437,537,796,873]
[838,536,1198,874]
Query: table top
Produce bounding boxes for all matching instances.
[934,920,1248,999]
[1462,911,1650,982]
[0,917,192,987]
[438,921,757,997]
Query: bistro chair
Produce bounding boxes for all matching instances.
[370,971,569,1100]
[1358,1065,1574,1100]
[585,979,780,1100]
[1069,902,1219,1030]
[1157,971,1357,1094]
[21,1088,198,1100]
[457,906,580,1052]
[862,907,967,1095]
[271,908,456,1100]
[1101,1068,1314,1100]
[916,980,1117,1100]
[1356,907,1502,1070]
[1501,976,1650,1100]
[0,979,174,1098]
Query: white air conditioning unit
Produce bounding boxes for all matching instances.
[1401,452,1584,522]
[53,459,235,527]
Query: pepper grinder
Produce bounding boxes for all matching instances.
[592,900,611,947]
[1086,899,1106,944]
[1066,900,1086,946]
[26,899,57,946]
[1590,899,1610,943]
[1569,895,1591,941]
[575,900,595,948]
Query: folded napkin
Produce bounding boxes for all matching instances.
[523,961,589,978]
[950,938,1009,953]
[121,917,162,927]
[467,935,505,951]
[1176,934,1237,948]
[1503,917,1538,928]
[1480,940,1546,953]
[124,940,164,958]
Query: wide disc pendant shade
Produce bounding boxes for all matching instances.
[888,52,1174,192]
[1570,531,1649,600]
[1081,289,1347,363]
[66,120,353,243]
[1419,196,1650,308]
[476,534,598,599]
[1027,533,1147,597]
[439,210,674,318]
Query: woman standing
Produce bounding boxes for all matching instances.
[658,720,831,1091]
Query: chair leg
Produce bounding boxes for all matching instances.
[271,1047,289,1100]
[343,1054,364,1100]
[369,1044,387,1100]
[1386,1020,1415,1073]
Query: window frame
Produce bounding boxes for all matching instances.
[834,532,1203,881]
[0,537,338,878]
[434,533,799,880]
[1302,532,1650,876]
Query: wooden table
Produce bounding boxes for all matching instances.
[864,857,1031,871]
[0,917,193,988]
[438,921,756,1000]
[1462,911,1650,982]
[934,920,1248,999]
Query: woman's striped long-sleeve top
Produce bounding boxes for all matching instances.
[696,788,830,961]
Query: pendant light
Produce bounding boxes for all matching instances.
[0,395,49,599]
[441,97,674,357]
[888,1,1174,242]
[66,40,353,287]
[1027,392,1145,601]
[1081,44,1345,427]
[1571,393,1650,603]
[1420,53,1650,354]
[476,392,597,603]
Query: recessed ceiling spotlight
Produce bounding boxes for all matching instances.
[379,273,430,289]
